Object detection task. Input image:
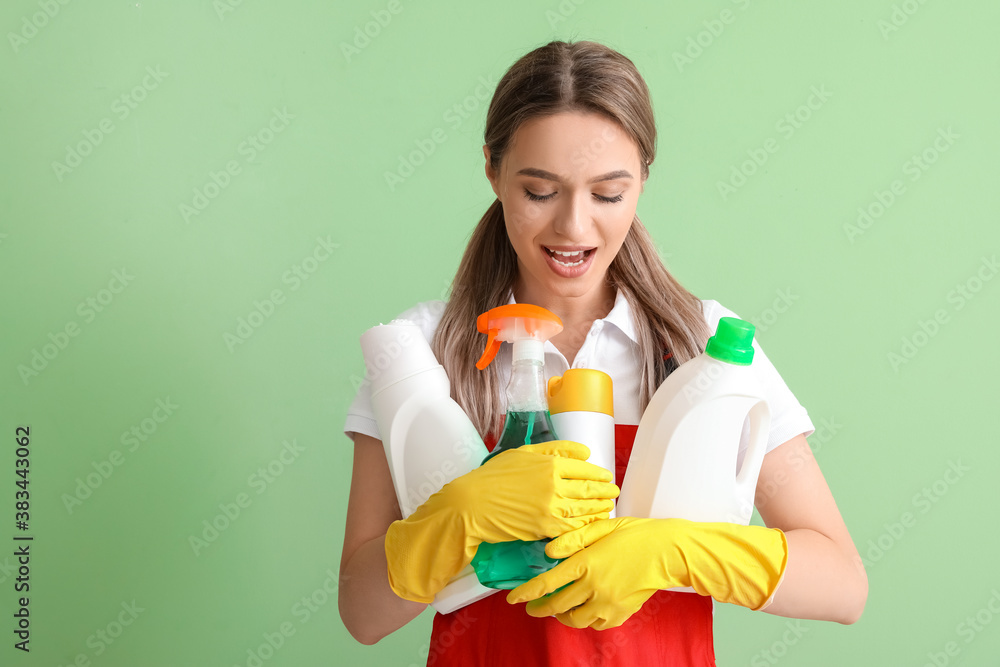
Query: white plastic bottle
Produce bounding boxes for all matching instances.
[359,319,495,614]
[547,369,617,518]
[617,316,771,528]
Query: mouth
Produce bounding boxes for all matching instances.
[543,246,596,267]
[541,245,597,277]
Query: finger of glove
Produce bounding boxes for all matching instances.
[556,601,606,630]
[556,477,620,500]
[518,440,590,461]
[525,581,591,619]
[587,614,622,632]
[488,509,609,544]
[570,607,626,631]
[551,456,614,483]
[546,518,618,558]
[507,556,585,604]
[554,498,616,520]
[548,510,611,538]
[556,604,604,630]
[585,591,655,631]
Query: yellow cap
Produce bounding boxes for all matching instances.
[547,369,613,417]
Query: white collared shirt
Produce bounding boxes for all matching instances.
[344,289,815,463]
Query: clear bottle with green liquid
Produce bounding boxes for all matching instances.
[470,303,566,589]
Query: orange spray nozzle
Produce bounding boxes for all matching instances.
[475,304,563,370]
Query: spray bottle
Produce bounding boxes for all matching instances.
[359,318,496,613]
[468,303,568,590]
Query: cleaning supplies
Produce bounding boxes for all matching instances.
[469,304,564,589]
[615,316,771,596]
[362,307,619,604]
[617,316,771,527]
[384,439,612,604]
[360,318,496,613]
[505,516,789,628]
[469,303,614,590]
[547,369,617,517]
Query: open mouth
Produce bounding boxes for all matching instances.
[544,247,595,267]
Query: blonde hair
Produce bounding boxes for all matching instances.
[431,39,711,441]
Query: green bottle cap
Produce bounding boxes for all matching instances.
[705,317,755,365]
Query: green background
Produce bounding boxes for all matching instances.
[1,1,998,665]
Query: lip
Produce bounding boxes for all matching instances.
[543,245,597,252]
[541,245,596,278]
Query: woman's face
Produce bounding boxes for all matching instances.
[484,111,645,304]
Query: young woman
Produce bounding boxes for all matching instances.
[339,39,867,666]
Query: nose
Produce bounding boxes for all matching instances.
[551,191,589,239]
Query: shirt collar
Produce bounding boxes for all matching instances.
[503,286,638,344]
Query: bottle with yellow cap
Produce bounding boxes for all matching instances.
[548,369,616,518]
[470,303,569,589]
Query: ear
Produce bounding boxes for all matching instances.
[483,145,500,198]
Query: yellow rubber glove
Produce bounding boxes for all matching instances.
[385,440,620,603]
[506,516,788,630]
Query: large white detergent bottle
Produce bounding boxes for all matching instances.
[359,319,495,614]
[616,316,771,529]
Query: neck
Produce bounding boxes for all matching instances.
[511,276,618,330]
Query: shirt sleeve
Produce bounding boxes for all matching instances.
[342,300,446,444]
[702,300,815,461]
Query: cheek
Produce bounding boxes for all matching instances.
[505,205,547,243]
[601,212,635,258]
[509,200,548,229]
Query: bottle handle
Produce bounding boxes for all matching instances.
[733,399,771,524]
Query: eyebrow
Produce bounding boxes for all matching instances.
[516,167,633,184]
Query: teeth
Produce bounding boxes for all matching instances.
[545,247,590,268]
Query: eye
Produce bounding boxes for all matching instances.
[595,193,624,203]
[522,189,624,203]
[523,189,554,202]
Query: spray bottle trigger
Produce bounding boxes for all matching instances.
[476,328,502,370]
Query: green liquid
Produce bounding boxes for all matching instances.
[483,410,558,462]
[473,410,564,590]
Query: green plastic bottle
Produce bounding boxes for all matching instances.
[471,303,566,590]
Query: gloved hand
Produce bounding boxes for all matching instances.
[385,440,620,603]
[505,516,788,630]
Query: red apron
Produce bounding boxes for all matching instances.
[425,424,716,666]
